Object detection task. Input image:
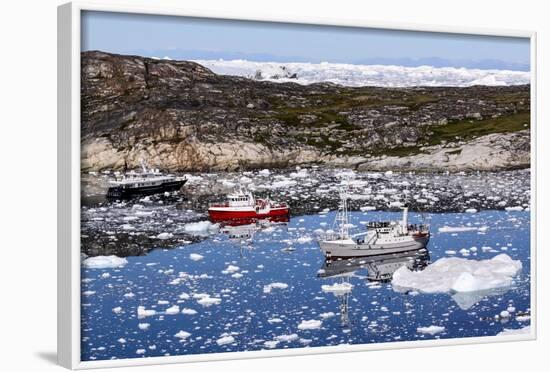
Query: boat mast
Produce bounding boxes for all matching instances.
[401,206,408,234]
[337,187,350,239]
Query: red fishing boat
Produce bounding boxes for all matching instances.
[208,189,289,222]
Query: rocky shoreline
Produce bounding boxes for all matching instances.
[81,51,530,173]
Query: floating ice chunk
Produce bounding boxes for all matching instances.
[82,255,128,269]
[417,326,445,335]
[258,169,270,176]
[137,306,156,318]
[268,318,283,324]
[498,326,531,336]
[101,272,111,279]
[389,201,404,208]
[296,236,312,244]
[298,319,322,330]
[157,300,169,305]
[360,206,376,211]
[156,232,173,240]
[392,254,522,294]
[321,282,353,295]
[82,290,95,296]
[189,253,204,261]
[165,305,180,315]
[179,292,190,300]
[117,338,126,344]
[499,310,511,318]
[438,226,479,233]
[275,334,299,342]
[174,330,191,340]
[216,335,235,345]
[263,282,289,293]
[505,206,524,211]
[181,308,197,315]
[222,265,240,274]
[319,312,336,319]
[181,221,219,235]
[196,295,222,307]
[112,307,122,314]
[138,323,150,330]
[136,349,146,355]
[465,208,478,213]
[123,292,135,298]
[264,340,279,349]
[516,315,531,322]
[231,273,243,279]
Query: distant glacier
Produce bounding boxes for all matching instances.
[191,59,530,87]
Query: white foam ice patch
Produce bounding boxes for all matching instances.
[193,59,530,87]
[275,334,299,342]
[392,254,522,294]
[319,312,336,319]
[263,282,289,293]
[181,308,198,315]
[138,323,150,330]
[264,340,279,349]
[195,294,222,307]
[82,255,128,269]
[298,319,322,330]
[417,326,445,335]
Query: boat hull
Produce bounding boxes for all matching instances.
[106,179,186,199]
[319,235,429,258]
[208,207,289,222]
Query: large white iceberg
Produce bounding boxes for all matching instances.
[392,254,522,294]
[82,255,128,269]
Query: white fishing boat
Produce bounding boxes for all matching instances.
[319,188,430,258]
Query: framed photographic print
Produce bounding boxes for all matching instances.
[58,1,536,369]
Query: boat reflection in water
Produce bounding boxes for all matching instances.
[318,249,430,327]
[218,215,290,255]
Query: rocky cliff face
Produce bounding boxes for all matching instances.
[81,51,530,172]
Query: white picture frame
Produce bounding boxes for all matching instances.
[58,1,537,369]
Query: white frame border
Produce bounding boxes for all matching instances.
[57,1,537,369]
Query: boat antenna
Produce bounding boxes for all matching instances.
[336,185,350,239]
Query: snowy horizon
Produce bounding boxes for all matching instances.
[187,58,530,88]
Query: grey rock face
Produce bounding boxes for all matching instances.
[81,51,530,172]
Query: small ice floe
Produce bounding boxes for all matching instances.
[112,306,122,314]
[465,208,478,213]
[138,323,150,330]
[505,206,524,211]
[158,300,169,305]
[181,221,219,236]
[195,294,222,307]
[268,318,283,324]
[296,236,312,244]
[100,272,111,279]
[438,226,479,233]
[82,290,95,296]
[360,206,376,212]
[319,312,336,319]
[179,292,190,300]
[117,338,126,344]
[275,334,299,342]
[156,232,173,240]
[298,319,322,330]
[123,292,135,299]
[392,254,522,294]
[264,340,279,349]
[165,305,180,315]
[417,326,445,335]
[263,282,289,294]
[216,335,235,346]
[231,273,244,279]
[189,253,204,261]
[516,315,531,322]
[498,326,531,336]
[181,308,197,315]
[258,169,270,176]
[222,265,240,274]
[136,349,146,355]
[174,330,191,340]
[137,306,156,318]
[321,282,353,295]
[82,255,128,269]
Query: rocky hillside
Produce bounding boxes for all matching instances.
[81,51,530,172]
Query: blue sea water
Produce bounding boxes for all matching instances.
[81,210,531,361]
